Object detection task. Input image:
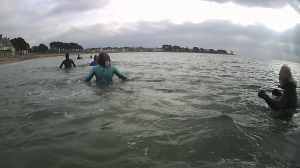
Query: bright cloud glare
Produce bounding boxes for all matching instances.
[80,0,300,32]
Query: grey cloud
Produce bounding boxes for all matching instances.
[0,0,111,45]
[290,0,300,13]
[202,0,300,14]
[202,0,291,8]
[47,0,110,16]
[280,24,300,45]
[0,0,110,22]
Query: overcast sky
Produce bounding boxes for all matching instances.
[1,0,300,63]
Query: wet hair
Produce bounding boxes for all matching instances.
[94,55,97,61]
[280,64,293,81]
[97,52,111,67]
[65,53,69,59]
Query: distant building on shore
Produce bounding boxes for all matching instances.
[216,50,227,54]
[83,44,234,55]
[0,34,15,57]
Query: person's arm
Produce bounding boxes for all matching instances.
[258,89,290,111]
[113,67,128,80]
[83,68,95,82]
[72,60,76,67]
[59,61,64,68]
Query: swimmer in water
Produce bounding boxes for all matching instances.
[83,52,128,84]
[59,53,76,68]
[90,55,98,66]
[258,64,297,115]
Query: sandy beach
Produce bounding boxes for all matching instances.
[0,53,93,66]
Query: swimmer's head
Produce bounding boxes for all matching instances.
[98,52,111,67]
[279,64,293,87]
[65,53,69,59]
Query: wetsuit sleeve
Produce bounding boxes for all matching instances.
[83,68,96,82]
[72,60,76,67]
[113,67,128,80]
[263,89,291,111]
[59,60,65,68]
[272,89,282,97]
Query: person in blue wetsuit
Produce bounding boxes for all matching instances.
[83,52,128,84]
[59,53,76,68]
[90,55,98,66]
[258,64,297,115]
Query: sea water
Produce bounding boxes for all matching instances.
[0,52,300,167]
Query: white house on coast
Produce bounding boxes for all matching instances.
[0,34,15,57]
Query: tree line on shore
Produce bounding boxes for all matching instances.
[9,37,83,54]
[161,45,231,54]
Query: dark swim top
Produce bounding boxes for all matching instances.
[59,59,76,68]
[83,64,128,84]
[263,80,297,111]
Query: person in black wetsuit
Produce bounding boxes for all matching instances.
[258,64,297,114]
[59,53,76,68]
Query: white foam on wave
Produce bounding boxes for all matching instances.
[64,112,73,118]
[144,147,148,156]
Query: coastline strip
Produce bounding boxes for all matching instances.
[0,53,93,66]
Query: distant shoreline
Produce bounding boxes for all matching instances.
[0,53,94,66]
